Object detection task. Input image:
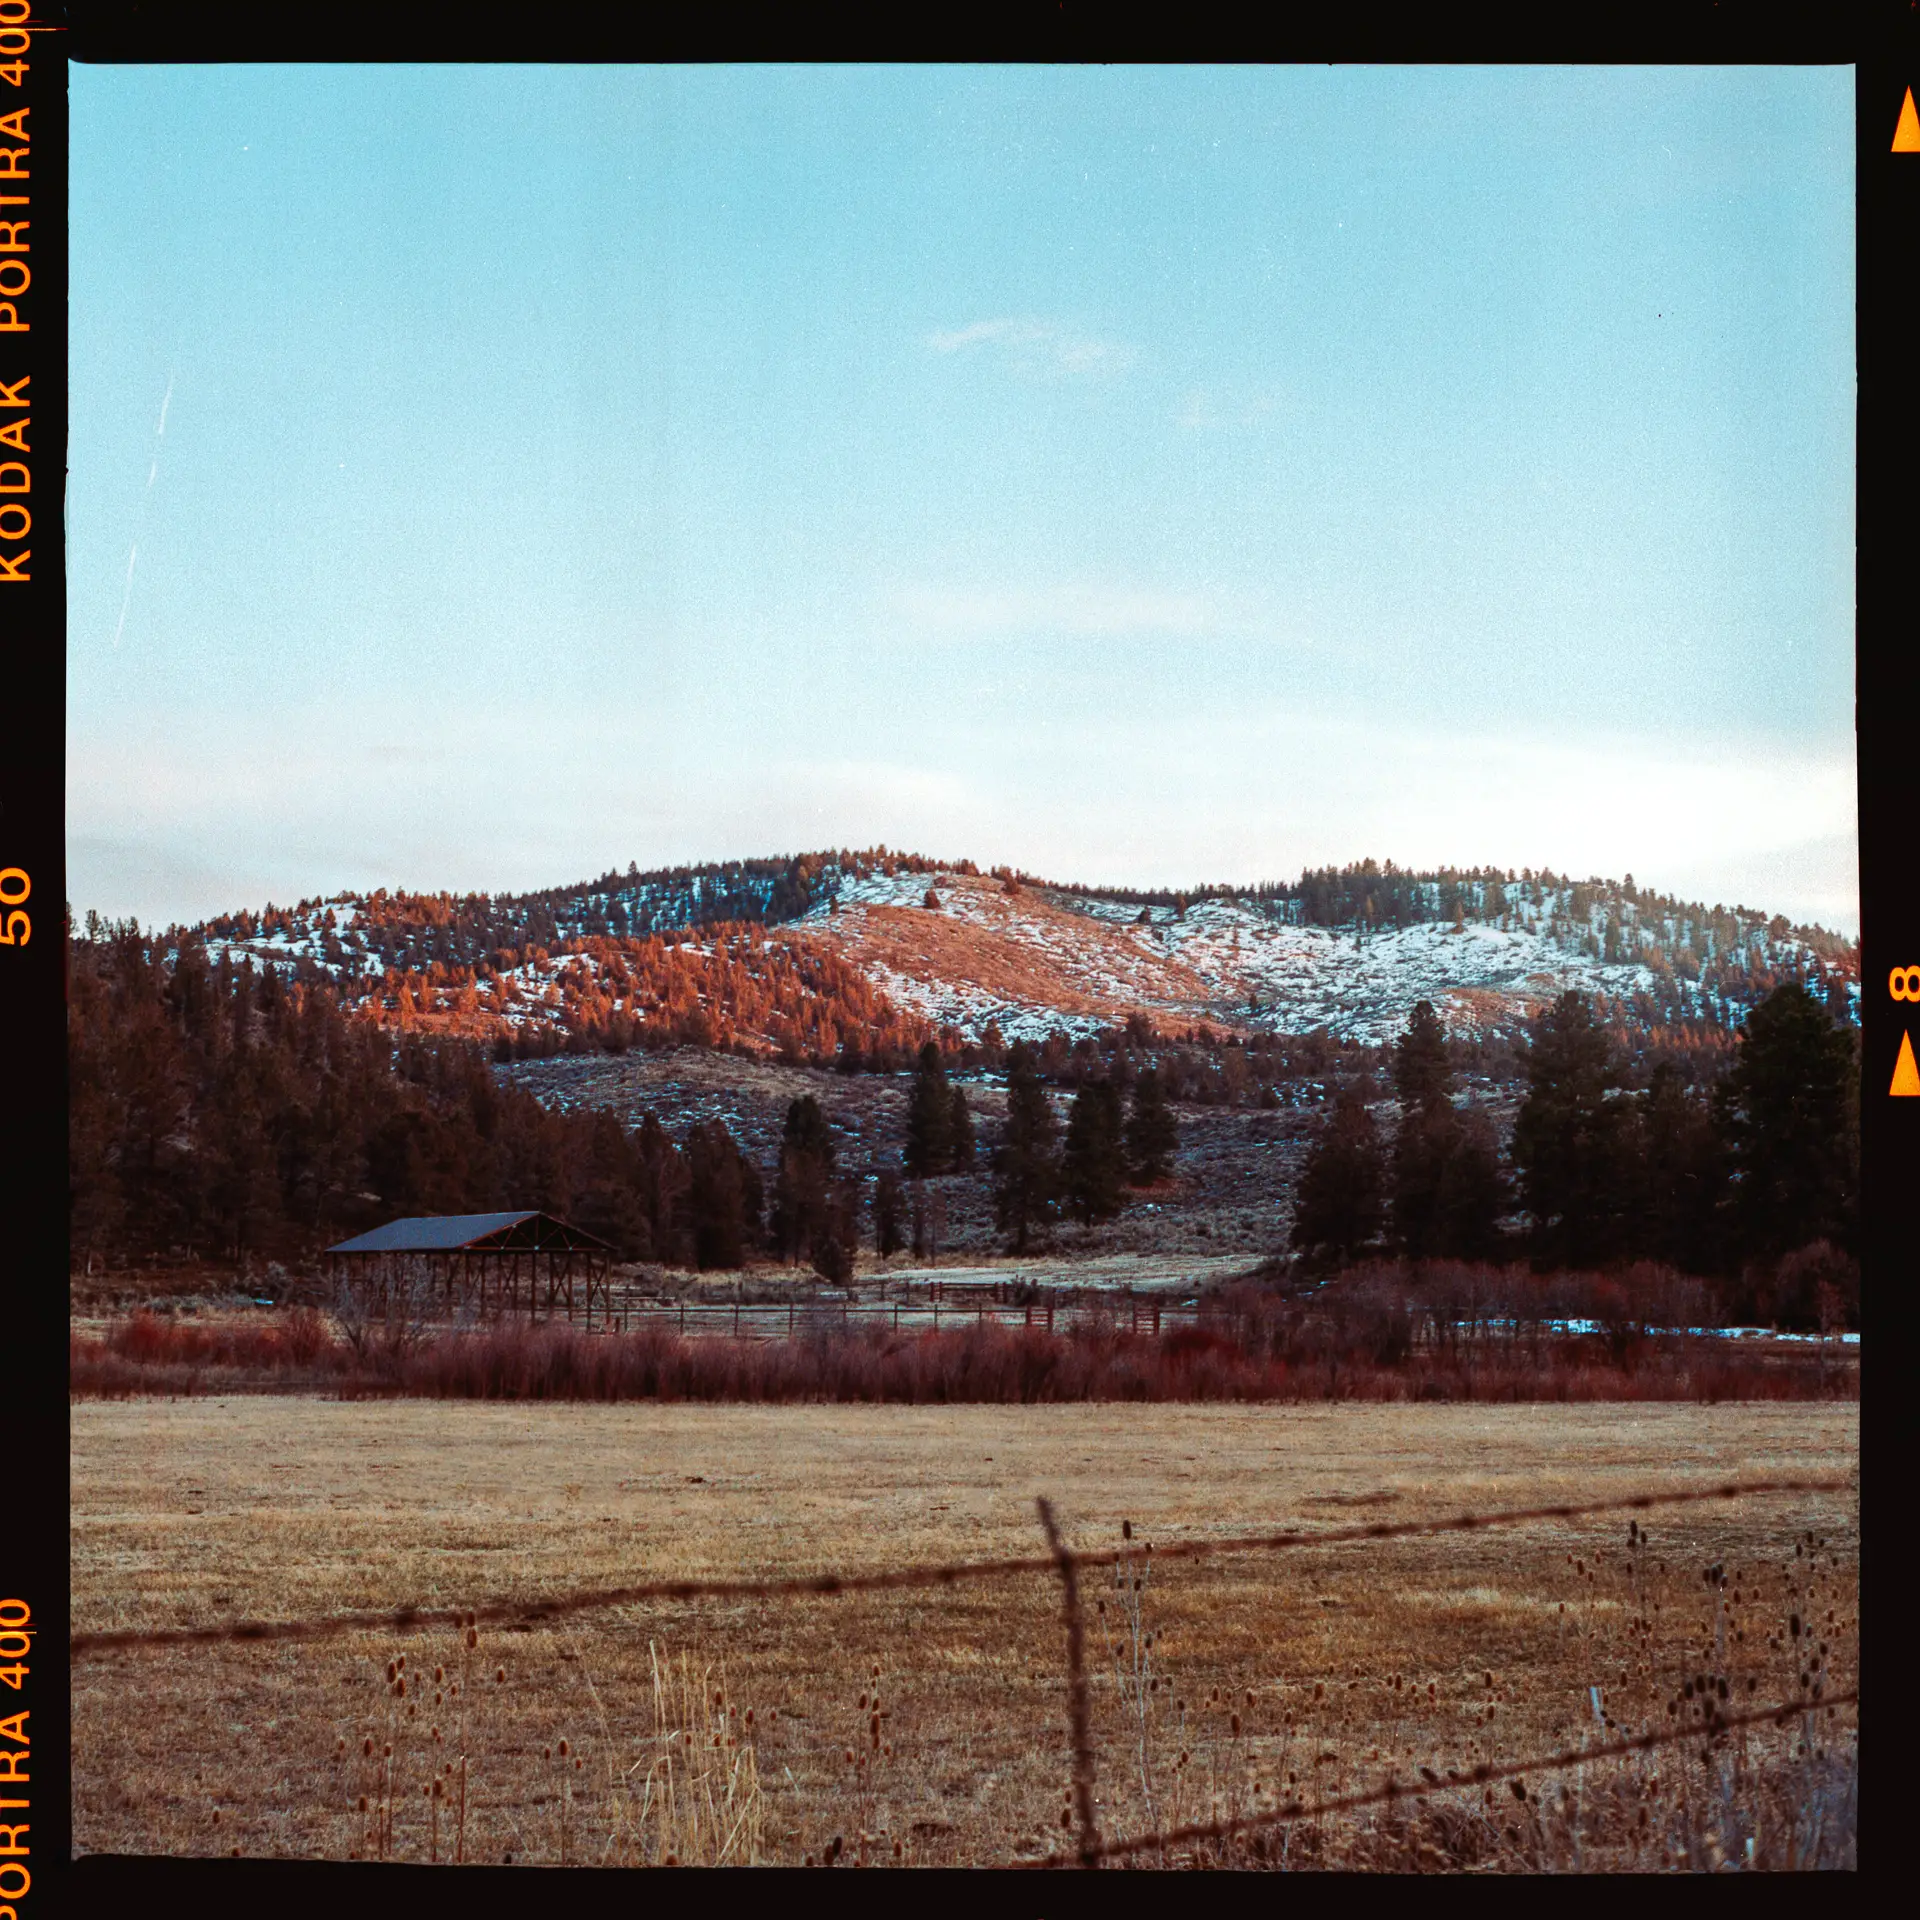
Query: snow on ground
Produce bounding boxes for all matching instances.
[176,860,1851,1057]
[800,870,1673,1046]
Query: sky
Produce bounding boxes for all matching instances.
[68,65,1858,934]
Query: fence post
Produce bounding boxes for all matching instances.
[1036,1497,1101,1868]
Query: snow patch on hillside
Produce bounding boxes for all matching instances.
[801,870,1677,1045]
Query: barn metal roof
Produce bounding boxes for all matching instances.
[326,1211,611,1255]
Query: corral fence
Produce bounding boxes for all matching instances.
[71,1476,1856,1868]
[281,1268,1866,1360]
[607,1281,1200,1341]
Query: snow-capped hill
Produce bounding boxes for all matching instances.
[137,847,1855,1060]
[799,871,1710,1046]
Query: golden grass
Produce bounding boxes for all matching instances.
[71,1399,1857,1868]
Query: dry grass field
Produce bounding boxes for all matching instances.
[71,1399,1857,1869]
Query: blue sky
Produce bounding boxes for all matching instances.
[68,65,1857,932]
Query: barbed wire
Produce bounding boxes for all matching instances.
[69,1474,1852,1658]
[1016,1689,1860,1868]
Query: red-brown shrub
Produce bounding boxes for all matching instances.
[69,1282,1856,1405]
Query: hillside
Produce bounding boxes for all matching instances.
[132,850,1858,1062]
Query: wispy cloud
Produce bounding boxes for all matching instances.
[926,317,1137,379]
[893,581,1212,639]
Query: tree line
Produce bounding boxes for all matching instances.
[1289,985,1859,1326]
[68,919,778,1269]
[70,917,1857,1320]
[67,923,1186,1276]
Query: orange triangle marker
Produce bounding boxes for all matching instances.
[1895,88,1920,152]
[1893,1030,1920,1096]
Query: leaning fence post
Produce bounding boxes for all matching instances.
[1036,1497,1101,1868]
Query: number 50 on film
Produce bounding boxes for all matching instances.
[0,866,27,946]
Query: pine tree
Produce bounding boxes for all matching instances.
[1388,1000,1506,1259]
[1432,1108,1508,1261]
[1390,1099,1453,1260]
[992,1041,1059,1253]
[811,1179,860,1283]
[1061,1079,1126,1227]
[633,1111,689,1266]
[1510,991,1636,1268]
[1124,1067,1179,1185]
[1637,1062,1728,1274]
[782,1094,834,1168]
[903,1041,954,1177]
[771,1095,835,1264]
[873,1169,905,1257]
[948,1086,975,1172]
[1392,1000,1451,1113]
[1290,1085,1386,1266]
[1716,983,1858,1264]
[684,1119,752,1271]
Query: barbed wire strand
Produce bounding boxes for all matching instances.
[1016,1689,1860,1869]
[69,1475,1853,1658]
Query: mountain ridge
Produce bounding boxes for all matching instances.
[92,848,1857,1064]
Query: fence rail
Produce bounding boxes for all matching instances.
[268,1277,1867,1351]
[607,1291,1197,1340]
